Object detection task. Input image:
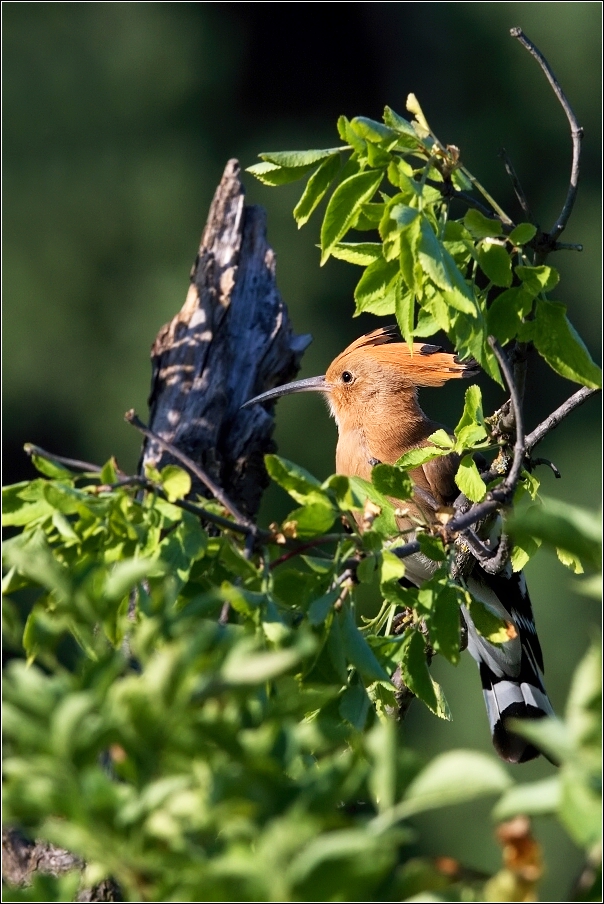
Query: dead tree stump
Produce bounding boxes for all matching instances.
[140,158,311,517]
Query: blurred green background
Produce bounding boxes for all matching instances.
[3,3,601,899]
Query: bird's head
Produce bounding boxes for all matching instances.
[242,327,479,424]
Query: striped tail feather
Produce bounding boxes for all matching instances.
[464,568,554,764]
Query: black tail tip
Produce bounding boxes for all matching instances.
[493,704,555,765]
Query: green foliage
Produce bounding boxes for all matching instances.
[493,642,602,850]
[4,86,602,901]
[4,448,600,899]
[248,96,601,390]
[2,453,539,902]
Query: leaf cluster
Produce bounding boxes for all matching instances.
[248,98,601,390]
[3,446,601,900]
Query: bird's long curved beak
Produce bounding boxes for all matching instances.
[242,375,328,408]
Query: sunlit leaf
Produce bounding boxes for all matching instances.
[321,170,384,264]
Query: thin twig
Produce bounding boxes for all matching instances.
[24,443,103,474]
[125,409,257,535]
[499,147,533,221]
[529,458,561,479]
[511,27,583,241]
[461,529,510,575]
[424,178,511,227]
[269,534,344,570]
[524,386,599,452]
[553,242,583,252]
[488,338,525,497]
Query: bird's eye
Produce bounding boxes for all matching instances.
[341,371,353,384]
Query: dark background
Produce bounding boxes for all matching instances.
[3,3,601,898]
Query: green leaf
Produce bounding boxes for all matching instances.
[99,457,118,484]
[451,168,473,191]
[487,287,534,345]
[416,534,446,563]
[428,583,460,665]
[559,765,602,848]
[221,643,305,685]
[353,256,399,315]
[508,223,537,245]
[2,481,54,527]
[339,677,371,730]
[395,749,511,818]
[348,477,399,537]
[246,160,317,186]
[287,502,337,538]
[400,629,441,716]
[371,464,413,501]
[455,384,485,435]
[454,455,487,503]
[507,716,574,764]
[515,264,559,295]
[493,776,560,821]
[390,204,420,228]
[395,447,449,471]
[383,106,419,142]
[466,596,510,644]
[341,606,391,683]
[477,243,512,287]
[428,429,455,449]
[556,547,584,574]
[507,497,601,570]
[25,448,75,479]
[160,465,191,502]
[321,170,384,264]
[265,454,327,505]
[308,589,340,626]
[350,116,398,144]
[522,299,602,388]
[260,148,346,168]
[330,242,383,266]
[565,641,601,744]
[418,219,476,315]
[3,531,71,599]
[463,209,503,239]
[395,280,415,349]
[1,871,81,903]
[399,211,422,293]
[104,558,157,602]
[294,153,342,227]
[355,201,386,230]
[380,549,407,584]
[357,555,377,584]
[510,535,542,572]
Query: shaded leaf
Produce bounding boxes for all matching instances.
[493,776,560,821]
[507,497,601,570]
[508,223,537,245]
[371,464,413,501]
[522,299,602,388]
[463,209,503,239]
[477,243,512,287]
[341,606,391,683]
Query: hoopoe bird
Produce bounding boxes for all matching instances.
[245,327,553,763]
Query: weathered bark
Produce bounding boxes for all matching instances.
[1,829,121,900]
[140,158,311,517]
[3,160,308,901]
